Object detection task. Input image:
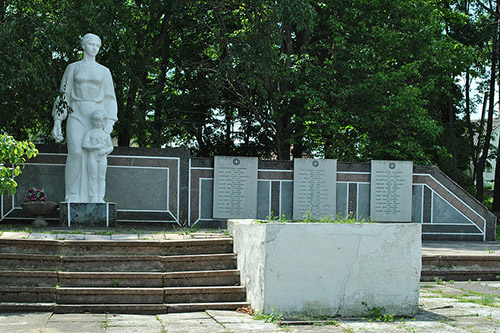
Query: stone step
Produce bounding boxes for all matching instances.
[0,253,237,272]
[421,269,500,282]
[56,287,164,304]
[0,287,55,303]
[422,255,500,268]
[0,270,241,288]
[58,272,163,287]
[0,271,58,287]
[0,238,233,256]
[0,253,59,271]
[162,270,241,287]
[0,302,56,312]
[0,286,246,304]
[0,302,166,314]
[53,303,168,314]
[0,237,247,313]
[422,225,484,241]
[165,286,247,303]
[161,254,237,272]
[167,302,251,313]
[0,302,251,314]
[421,254,500,281]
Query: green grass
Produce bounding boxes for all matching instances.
[262,211,372,224]
[428,288,500,307]
[253,307,284,323]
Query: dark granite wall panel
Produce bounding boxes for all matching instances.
[200,179,214,220]
[433,194,471,224]
[257,181,270,220]
[336,183,348,218]
[423,186,432,223]
[271,181,281,217]
[412,185,423,224]
[348,183,357,217]
[281,181,293,218]
[357,184,370,220]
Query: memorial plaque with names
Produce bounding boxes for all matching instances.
[213,156,258,219]
[293,158,337,220]
[370,160,413,222]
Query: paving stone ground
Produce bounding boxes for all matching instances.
[0,228,232,241]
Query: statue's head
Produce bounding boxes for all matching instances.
[91,110,106,129]
[81,33,102,58]
[81,33,102,48]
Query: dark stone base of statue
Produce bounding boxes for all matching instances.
[59,202,117,228]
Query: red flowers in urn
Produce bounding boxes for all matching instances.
[21,188,58,227]
[24,187,48,201]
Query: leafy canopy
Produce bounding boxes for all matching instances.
[0,134,38,195]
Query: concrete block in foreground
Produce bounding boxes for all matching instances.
[228,219,421,317]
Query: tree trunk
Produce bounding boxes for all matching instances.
[476,9,499,202]
[464,71,479,180]
[448,97,459,181]
[492,140,500,212]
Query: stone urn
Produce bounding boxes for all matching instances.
[21,201,59,227]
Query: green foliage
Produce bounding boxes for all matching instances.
[0,1,494,195]
[361,302,395,322]
[0,134,38,196]
[264,211,371,224]
[483,197,493,210]
[254,307,284,323]
[433,277,444,284]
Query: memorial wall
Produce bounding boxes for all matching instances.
[1,145,496,241]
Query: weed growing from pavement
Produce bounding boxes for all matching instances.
[428,286,500,307]
[283,312,340,326]
[155,316,167,333]
[360,302,397,322]
[434,277,444,284]
[261,211,372,224]
[254,306,284,323]
[486,248,496,254]
[436,263,458,270]
[93,231,113,236]
[99,317,110,329]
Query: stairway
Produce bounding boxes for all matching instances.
[0,238,249,314]
[421,254,500,282]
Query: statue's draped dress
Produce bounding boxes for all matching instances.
[55,61,117,202]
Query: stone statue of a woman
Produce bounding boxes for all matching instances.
[52,33,118,202]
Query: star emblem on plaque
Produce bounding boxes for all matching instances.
[312,160,319,167]
[389,162,396,170]
[233,158,240,166]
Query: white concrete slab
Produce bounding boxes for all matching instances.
[229,220,421,317]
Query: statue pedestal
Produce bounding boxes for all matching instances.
[59,202,117,228]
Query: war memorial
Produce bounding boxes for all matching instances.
[0,33,498,319]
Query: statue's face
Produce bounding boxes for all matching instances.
[93,117,105,129]
[83,38,101,57]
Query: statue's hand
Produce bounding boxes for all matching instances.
[52,121,64,143]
